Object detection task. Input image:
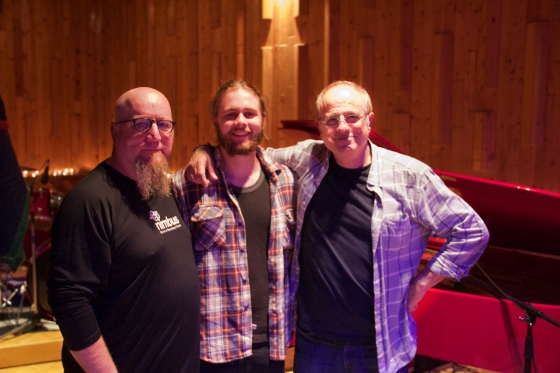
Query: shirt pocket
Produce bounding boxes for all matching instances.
[383,213,414,251]
[190,205,227,251]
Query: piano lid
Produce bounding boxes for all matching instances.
[280,120,560,257]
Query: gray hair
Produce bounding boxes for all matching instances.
[315,81,372,119]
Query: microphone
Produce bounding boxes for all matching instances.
[41,159,50,184]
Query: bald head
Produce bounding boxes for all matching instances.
[114,87,172,123]
[316,81,372,120]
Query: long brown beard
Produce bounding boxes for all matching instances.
[135,155,171,200]
[216,127,264,156]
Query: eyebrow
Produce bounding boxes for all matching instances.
[325,110,361,117]
[222,107,259,113]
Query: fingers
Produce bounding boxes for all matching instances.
[195,163,210,187]
[185,144,218,187]
[207,162,218,182]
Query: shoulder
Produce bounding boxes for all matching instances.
[63,163,114,203]
[258,147,296,178]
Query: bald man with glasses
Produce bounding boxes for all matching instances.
[48,87,200,373]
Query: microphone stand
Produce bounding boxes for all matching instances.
[467,271,560,373]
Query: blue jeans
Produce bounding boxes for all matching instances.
[294,328,409,373]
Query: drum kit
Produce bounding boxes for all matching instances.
[1,160,63,338]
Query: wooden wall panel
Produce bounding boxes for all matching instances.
[0,0,559,194]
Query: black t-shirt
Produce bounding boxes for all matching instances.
[232,168,271,344]
[298,156,376,341]
[48,162,200,372]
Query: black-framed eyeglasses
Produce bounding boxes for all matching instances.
[319,113,366,128]
[113,118,176,134]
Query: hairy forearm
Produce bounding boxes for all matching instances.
[70,336,118,373]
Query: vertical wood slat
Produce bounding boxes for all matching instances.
[522,21,549,147]
[433,32,453,146]
[261,45,273,140]
[327,0,340,82]
[538,15,560,191]
[496,0,525,186]
[146,0,156,87]
[484,0,501,89]
[393,112,411,154]
[209,0,221,29]
[13,19,24,97]
[166,0,175,36]
[296,44,309,120]
[272,43,289,146]
[357,37,374,99]
[399,0,413,91]
[473,111,496,172]
[236,4,245,78]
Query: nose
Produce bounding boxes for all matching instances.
[234,114,248,126]
[146,121,162,140]
[336,115,351,131]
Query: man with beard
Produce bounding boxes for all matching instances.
[47,87,200,372]
[188,81,489,373]
[172,79,297,373]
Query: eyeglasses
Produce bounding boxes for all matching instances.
[319,113,366,128]
[113,118,176,134]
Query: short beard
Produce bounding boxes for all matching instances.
[216,127,264,156]
[135,155,171,201]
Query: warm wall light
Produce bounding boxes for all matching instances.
[263,0,298,19]
[262,0,273,19]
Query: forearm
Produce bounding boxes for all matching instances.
[407,267,446,311]
[70,336,118,373]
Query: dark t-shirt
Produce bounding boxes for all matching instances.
[232,168,271,344]
[47,162,200,372]
[298,156,376,341]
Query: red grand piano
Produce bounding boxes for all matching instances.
[281,120,560,373]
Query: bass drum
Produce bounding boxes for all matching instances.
[27,239,53,320]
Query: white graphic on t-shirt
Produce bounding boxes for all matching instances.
[150,210,161,222]
[150,210,181,234]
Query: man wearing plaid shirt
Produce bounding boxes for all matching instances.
[173,79,297,373]
[189,81,489,373]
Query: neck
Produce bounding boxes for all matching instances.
[219,147,261,188]
[106,156,137,180]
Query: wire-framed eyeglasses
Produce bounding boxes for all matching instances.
[319,113,366,128]
[113,118,176,134]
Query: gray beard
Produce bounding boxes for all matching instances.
[135,156,171,201]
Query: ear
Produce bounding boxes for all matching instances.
[110,122,118,142]
[367,112,374,130]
